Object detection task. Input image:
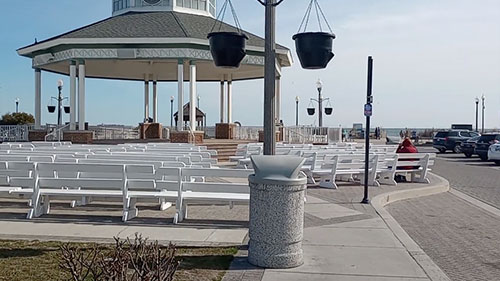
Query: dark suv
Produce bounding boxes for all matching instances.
[433,130,480,153]
[475,133,500,161]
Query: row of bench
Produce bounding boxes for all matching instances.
[1,162,253,224]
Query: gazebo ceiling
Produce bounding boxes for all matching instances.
[18,11,293,81]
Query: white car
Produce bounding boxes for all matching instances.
[488,143,500,165]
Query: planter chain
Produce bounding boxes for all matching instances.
[297,0,333,34]
[210,0,243,34]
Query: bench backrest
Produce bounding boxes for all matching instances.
[180,168,252,194]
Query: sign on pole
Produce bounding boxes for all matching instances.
[364,103,372,117]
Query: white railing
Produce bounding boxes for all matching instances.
[0,125,29,142]
[234,126,260,140]
[91,126,140,140]
[282,126,329,144]
[45,123,71,142]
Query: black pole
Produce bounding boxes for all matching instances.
[362,56,373,204]
[295,100,299,126]
[57,85,63,127]
[170,100,174,127]
[15,102,19,113]
[318,88,323,127]
[481,96,485,133]
[475,100,479,132]
[263,0,277,155]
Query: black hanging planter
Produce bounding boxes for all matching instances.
[293,32,335,70]
[325,107,333,115]
[208,32,249,68]
[47,105,56,113]
[294,0,336,70]
[307,107,315,115]
[64,106,71,114]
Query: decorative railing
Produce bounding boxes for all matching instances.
[91,126,140,140]
[0,125,30,142]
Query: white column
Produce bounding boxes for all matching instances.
[227,75,233,124]
[220,78,225,123]
[152,80,158,123]
[189,61,197,132]
[69,61,77,130]
[144,78,149,122]
[34,68,42,129]
[276,76,281,123]
[78,61,86,131]
[177,60,184,131]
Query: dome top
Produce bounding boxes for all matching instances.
[112,0,216,18]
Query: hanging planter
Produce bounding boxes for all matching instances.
[47,105,56,113]
[64,106,71,114]
[208,0,248,68]
[293,0,336,70]
[307,100,316,115]
[324,100,333,115]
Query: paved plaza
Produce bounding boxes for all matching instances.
[387,148,500,281]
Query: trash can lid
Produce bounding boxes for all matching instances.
[250,155,305,182]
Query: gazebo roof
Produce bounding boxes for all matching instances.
[174,102,205,122]
[17,11,292,82]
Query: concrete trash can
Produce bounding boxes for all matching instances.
[247,155,307,268]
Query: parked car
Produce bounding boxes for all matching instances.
[433,130,480,153]
[488,143,500,165]
[460,135,480,158]
[475,133,500,161]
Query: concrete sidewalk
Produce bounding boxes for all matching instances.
[224,174,449,281]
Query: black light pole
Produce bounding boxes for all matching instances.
[317,80,323,127]
[295,96,299,126]
[170,96,174,128]
[475,97,479,132]
[362,56,374,204]
[57,81,63,127]
[481,95,485,133]
[15,98,19,113]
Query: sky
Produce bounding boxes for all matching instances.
[0,0,499,129]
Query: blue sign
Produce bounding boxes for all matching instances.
[364,104,372,117]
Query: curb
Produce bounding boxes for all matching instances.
[371,173,451,281]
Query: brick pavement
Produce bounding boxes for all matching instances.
[421,148,500,209]
[387,192,500,281]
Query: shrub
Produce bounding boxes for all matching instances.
[0,112,35,125]
[59,234,179,281]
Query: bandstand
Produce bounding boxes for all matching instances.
[17,0,292,143]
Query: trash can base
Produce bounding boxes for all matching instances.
[248,247,303,268]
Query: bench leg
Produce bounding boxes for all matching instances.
[123,198,138,222]
[159,199,172,211]
[27,193,43,219]
[229,201,234,209]
[378,172,397,186]
[42,196,50,215]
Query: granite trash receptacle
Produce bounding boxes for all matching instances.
[247,155,307,268]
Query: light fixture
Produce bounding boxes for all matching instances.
[316,79,323,91]
[295,96,300,102]
[57,80,64,88]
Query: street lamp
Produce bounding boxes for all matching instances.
[170,96,175,128]
[295,96,300,126]
[15,98,19,113]
[47,80,69,127]
[475,97,479,132]
[307,79,333,127]
[481,95,485,133]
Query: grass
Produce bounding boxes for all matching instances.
[0,240,238,281]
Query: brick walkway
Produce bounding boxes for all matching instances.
[387,192,500,281]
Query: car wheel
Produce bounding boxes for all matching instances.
[464,153,472,158]
[480,155,488,161]
[453,145,461,153]
[438,148,446,153]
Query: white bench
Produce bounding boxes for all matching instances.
[27,163,153,219]
[308,155,381,189]
[174,168,253,224]
[394,153,435,183]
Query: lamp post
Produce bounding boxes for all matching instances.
[295,96,299,126]
[308,79,331,128]
[481,95,485,133]
[170,96,174,128]
[57,80,63,127]
[316,79,323,127]
[361,56,374,205]
[475,97,479,132]
[15,98,19,113]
